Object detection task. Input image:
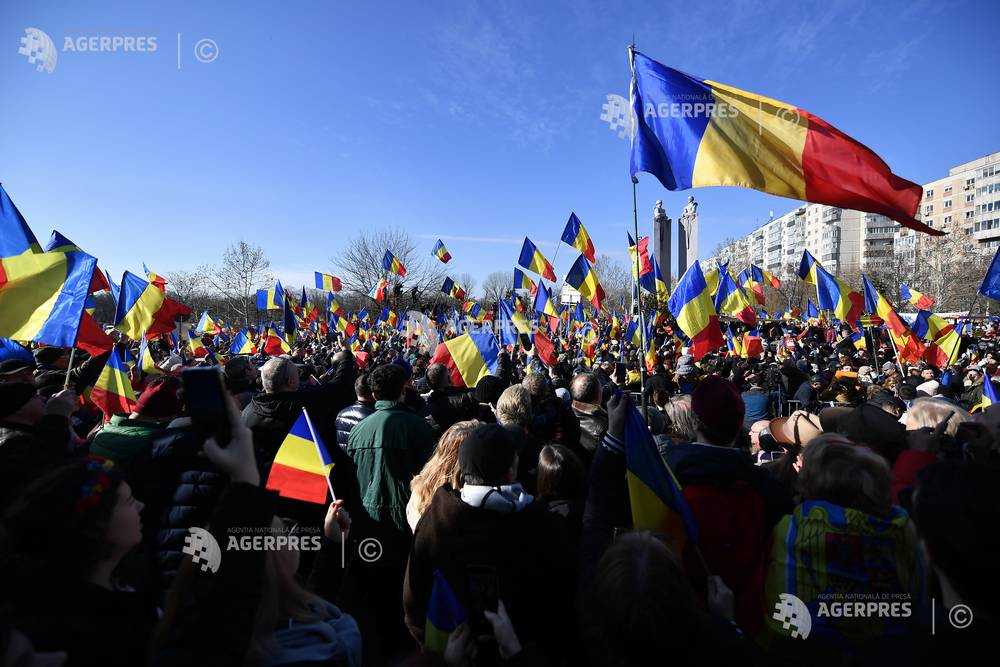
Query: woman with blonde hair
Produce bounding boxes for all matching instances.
[902,397,971,436]
[406,420,480,531]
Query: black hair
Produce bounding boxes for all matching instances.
[368,363,407,401]
[536,444,585,500]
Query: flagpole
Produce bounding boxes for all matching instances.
[63,346,77,390]
[949,293,978,367]
[628,42,649,424]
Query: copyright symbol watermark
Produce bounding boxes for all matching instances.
[948,604,973,630]
[775,106,801,125]
[194,38,219,63]
[358,537,382,563]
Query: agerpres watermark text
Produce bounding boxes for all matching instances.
[18,27,219,73]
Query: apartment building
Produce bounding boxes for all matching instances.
[710,150,999,276]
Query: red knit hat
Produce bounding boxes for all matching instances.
[135,377,182,419]
[691,375,745,445]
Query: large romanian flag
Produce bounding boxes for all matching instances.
[424,569,466,653]
[560,212,596,263]
[91,346,137,419]
[256,281,285,311]
[115,271,166,340]
[517,237,556,281]
[628,51,940,236]
[513,268,537,295]
[429,332,500,388]
[623,398,698,553]
[228,329,257,355]
[862,275,924,364]
[667,260,723,360]
[565,254,605,310]
[0,187,96,348]
[265,409,334,504]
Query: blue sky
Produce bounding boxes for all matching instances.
[3,0,999,293]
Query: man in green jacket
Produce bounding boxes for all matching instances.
[90,376,182,476]
[346,361,434,659]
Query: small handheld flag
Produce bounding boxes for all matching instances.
[265,409,335,504]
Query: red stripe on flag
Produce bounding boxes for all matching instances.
[801,111,939,236]
[265,461,329,504]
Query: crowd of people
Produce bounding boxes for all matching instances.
[0,312,998,666]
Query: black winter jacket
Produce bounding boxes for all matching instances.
[334,401,374,449]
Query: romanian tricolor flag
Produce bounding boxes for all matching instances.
[265,409,334,504]
[429,332,500,388]
[975,377,999,413]
[441,277,466,301]
[195,311,222,336]
[560,212,596,263]
[628,51,940,236]
[327,293,345,317]
[639,256,669,302]
[736,267,764,306]
[283,296,299,346]
[533,281,559,319]
[565,254,605,310]
[0,246,96,349]
[623,397,698,554]
[187,329,208,358]
[330,313,356,339]
[382,249,407,278]
[91,346,137,419]
[627,232,652,280]
[143,263,167,290]
[114,271,166,341]
[431,239,452,264]
[424,569,466,653]
[314,272,342,292]
[256,281,285,311]
[263,325,291,356]
[228,329,257,355]
[713,269,757,325]
[517,237,556,281]
[0,188,96,348]
[513,268,537,295]
[138,337,163,376]
[912,310,960,368]
[862,275,924,364]
[901,284,935,311]
[805,299,820,320]
[667,261,723,360]
[533,329,557,367]
[798,251,863,325]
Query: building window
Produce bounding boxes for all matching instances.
[944,199,952,209]
[944,216,952,224]
[925,205,933,214]
[925,189,934,198]
[944,186,953,194]
[967,194,975,204]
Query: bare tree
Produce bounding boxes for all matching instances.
[480,271,510,306]
[165,269,209,311]
[458,273,477,298]
[593,254,629,310]
[332,227,446,308]
[200,240,273,326]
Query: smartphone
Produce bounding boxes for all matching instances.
[181,367,232,447]
[466,564,499,635]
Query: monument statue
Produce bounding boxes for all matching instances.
[677,196,699,278]
[652,200,672,293]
